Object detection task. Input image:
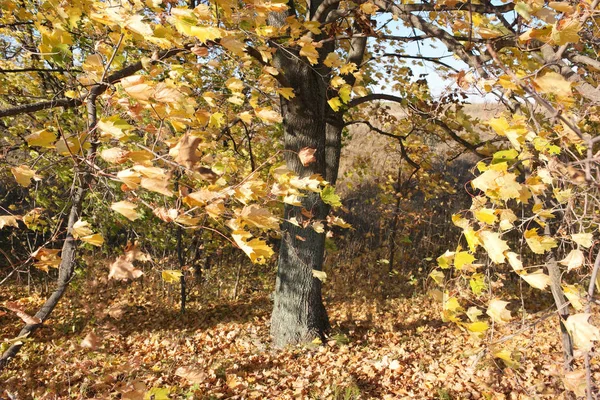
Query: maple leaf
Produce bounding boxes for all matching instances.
[533,71,572,100]
[108,254,144,281]
[520,269,551,290]
[298,147,317,166]
[175,366,207,384]
[117,169,142,189]
[232,230,274,264]
[80,331,100,350]
[479,230,509,264]
[0,215,21,229]
[571,232,593,248]
[506,252,523,272]
[240,205,280,230]
[312,269,327,282]
[11,165,41,187]
[277,87,295,100]
[255,107,283,124]
[562,370,587,397]
[100,147,129,164]
[31,247,61,271]
[26,129,56,148]
[454,251,475,270]
[162,270,183,283]
[564,314,600,352]
[524,228,557,254]
[559,249,585,271]
[551,18,581,45]
[111,201,141,221]
[141,177,173,197]
[4,302,42,325]
[125,14,153,36]
[173,133,202,169]
[486,299,511,324]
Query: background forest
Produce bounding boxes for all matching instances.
[0,0,599,398]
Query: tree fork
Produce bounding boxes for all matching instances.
[0,92,100,371]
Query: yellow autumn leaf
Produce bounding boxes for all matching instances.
[255,107,283,124]
[464,321,489,333]
[111,200,141,221]
[232,230,274,264]
[506,251,524,272]
[225,77,244,92]
[479,231,509,264]
[487,299,512,324]
[141,177,173,197]
[464,226,480,252]
[72,219,94,239]
[100,147,129,164]
[125,14,153,36]
[498,209,517,231]
[26,129,56,148]
[11,165,41,187]
[360,2,378,14]
[562,370,587,397]
[81,233,104,247]
[437,250,455,269]
[120,75,154,101]
[429,269,445,286]
[559,249,585,271]
[525,228,557,254]
[571,232,593,248]
[534,71,572,99]
[312,269,327,282]
[478,27,503,39]
[328,97,343,112]
[454,251,475,270]
[162,270,183,284]
[551,18,580,45]
[548,2,574,13]
[0,215,20,229]
[117,169,142,189]
[564,313,600,352]
[299,43,319,64]
[312,221,325,233]
[474,208,497,225]
[563,284,584,311]
[520,269,551,290]
[324,53,342,68]
[240,205,280,230]
[277,87,295,100]
[493,348,520,368]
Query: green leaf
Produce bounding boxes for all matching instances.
[320,186,342,207]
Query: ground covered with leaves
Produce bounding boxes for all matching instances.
[1,266,596,400]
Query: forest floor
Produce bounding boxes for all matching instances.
[0,263,595,400]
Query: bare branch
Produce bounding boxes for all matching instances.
[362,53,459,72]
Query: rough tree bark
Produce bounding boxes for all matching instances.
[268,3,336,346]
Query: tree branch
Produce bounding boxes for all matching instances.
[0,47,188,119]
[344,120,420,169]
[362,53,459,72]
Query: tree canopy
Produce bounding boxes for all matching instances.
[1,0,599,396]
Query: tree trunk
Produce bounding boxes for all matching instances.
[269,84,332,346]
[268,9,332,345]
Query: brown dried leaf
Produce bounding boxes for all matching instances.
[108,255,143,281]
[298,147,317,166]
[175,366,207,384]
[81,331,100,350]
[4,302,41,325]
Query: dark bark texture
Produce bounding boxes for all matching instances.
[268,6,336,347]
